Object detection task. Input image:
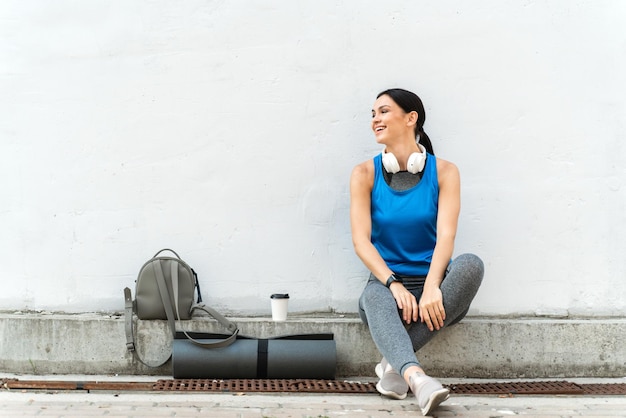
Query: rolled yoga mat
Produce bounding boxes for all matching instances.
[172,333,336,379]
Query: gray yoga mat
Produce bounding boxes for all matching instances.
[172,333,336,379]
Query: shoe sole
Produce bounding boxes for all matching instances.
[420,388,450,415]
[375,361,409,400]
[375,363,383,379]
[376,381,408,400]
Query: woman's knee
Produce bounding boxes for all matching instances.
[359,280,395,322]
[453,253,484,282]
[447,307,469,326]
[443,253,484,300]
[359,281,386,309]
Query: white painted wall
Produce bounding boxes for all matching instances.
[2,1,625,317]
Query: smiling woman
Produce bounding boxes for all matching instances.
[372,89,434,155]
[350,88,484,415]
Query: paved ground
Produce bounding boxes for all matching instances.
[1,376,625,417]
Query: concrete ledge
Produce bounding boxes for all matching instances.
[0,312,624,378]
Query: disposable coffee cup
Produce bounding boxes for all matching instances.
[270,294,289,321]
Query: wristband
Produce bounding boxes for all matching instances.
[385,273,403,288]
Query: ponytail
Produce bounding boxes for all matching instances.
[417,126,435,155]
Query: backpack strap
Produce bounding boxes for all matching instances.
[153,260,177,338]
[154,248,181,258]
[182,303,240,348]
[124,286,171,368]
[121,260,179,368]
[155,248,202,303]
[125,255,240,367]
[124,287,135,351]
[152,258,239,347]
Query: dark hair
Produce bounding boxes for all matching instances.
[376,88,434,155]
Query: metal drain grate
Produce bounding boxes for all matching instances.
[447,382,626,396]
[1,379,153,392]
[446,381,585,395]
[579,383,626,396]
[3,378,625,396]
[153,379,378,394]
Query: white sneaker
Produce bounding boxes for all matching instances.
[409,372,450,415]
[374,357,408,400]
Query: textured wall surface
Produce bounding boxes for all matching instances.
[1,1,625,316]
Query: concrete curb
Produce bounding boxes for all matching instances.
[1,312,624,378]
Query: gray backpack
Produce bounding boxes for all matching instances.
[124,248,239,367]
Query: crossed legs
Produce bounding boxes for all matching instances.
[358,253,484,412]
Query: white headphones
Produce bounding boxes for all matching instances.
[381,143,427,174]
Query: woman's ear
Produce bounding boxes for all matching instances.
[406,111,418,127]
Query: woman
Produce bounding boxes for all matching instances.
[350,88,484,415]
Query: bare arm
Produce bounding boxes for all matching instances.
[419,158,461,331]
[350,160,391,281]
[350,161,419,323]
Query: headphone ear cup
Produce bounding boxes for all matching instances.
[406,152,426,174]
[406,144,427,174]
[382,151,400,173]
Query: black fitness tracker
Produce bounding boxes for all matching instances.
[385,273,403,288]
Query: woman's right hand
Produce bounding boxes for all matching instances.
[389,282,419,324]
[351,161,419,323]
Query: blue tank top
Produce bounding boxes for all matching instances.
[371,152,439,276]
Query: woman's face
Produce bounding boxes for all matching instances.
[371,94,415,144]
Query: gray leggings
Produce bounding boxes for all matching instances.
[358,253,484,377]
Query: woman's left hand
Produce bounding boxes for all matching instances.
[419,286,446,331]
[417,158,458,332]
